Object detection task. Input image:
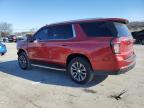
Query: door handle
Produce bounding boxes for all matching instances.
[61,44,67,46]
[34,40,38,43]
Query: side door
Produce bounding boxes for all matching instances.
[27,27,49,61]
[46,24,75,64]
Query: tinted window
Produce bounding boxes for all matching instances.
[47,27,54,40]
[114,22,132,37]
[35,28,48,40]
[80,22,117,37]
[51,24,73,39]
[80,22,132,38]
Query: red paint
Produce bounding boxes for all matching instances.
[17,18,136,74]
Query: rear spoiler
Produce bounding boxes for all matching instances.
[105,18,129,24]
[87,18,129,24]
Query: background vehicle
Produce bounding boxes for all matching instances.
[17,18,136,84]
[132,30,144,45]
[0,42,7,56]
[7,35,17,42]
[3,37,9,43]
[16,35,27,42]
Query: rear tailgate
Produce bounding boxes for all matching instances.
[114,22,135,60]
[120,37,134,59]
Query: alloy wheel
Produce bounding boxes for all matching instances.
[70,62,87,81]
[18,55,27,68]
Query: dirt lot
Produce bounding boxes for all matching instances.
[0,43,144,108]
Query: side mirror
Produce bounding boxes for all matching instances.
[27,36,35,42]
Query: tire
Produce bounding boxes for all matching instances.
[18,52,32,70]
[141,39,144,45]
[67,57,94,84]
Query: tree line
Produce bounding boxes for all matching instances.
[0,21,143,38]
[0,22,13,38]
[127,21,144,32]
[0,22,37,39]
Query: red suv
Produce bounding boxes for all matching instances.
[17,18,136,84]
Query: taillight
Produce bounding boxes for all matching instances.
[113,43,120,54]
[111,38,121,54]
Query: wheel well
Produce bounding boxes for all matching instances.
[17,49,25,55]
[66,54,92,69]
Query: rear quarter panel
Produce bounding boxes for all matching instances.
[65,38,118,71]
[50,37,118,71]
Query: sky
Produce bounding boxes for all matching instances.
[0,0,144,32]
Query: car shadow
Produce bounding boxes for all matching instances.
[0,60,108,88]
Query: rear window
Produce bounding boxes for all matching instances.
[114,22,132,37]
[80,22,132,37]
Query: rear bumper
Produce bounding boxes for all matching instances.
[115,61,136,75]
[94,61,136,75]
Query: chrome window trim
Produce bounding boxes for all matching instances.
[72,24,76,38]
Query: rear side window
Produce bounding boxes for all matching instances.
[80,22,117,37]
[50,24,73,40]
[80,22,132,37]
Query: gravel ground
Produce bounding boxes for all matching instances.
[0,43,144,108]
